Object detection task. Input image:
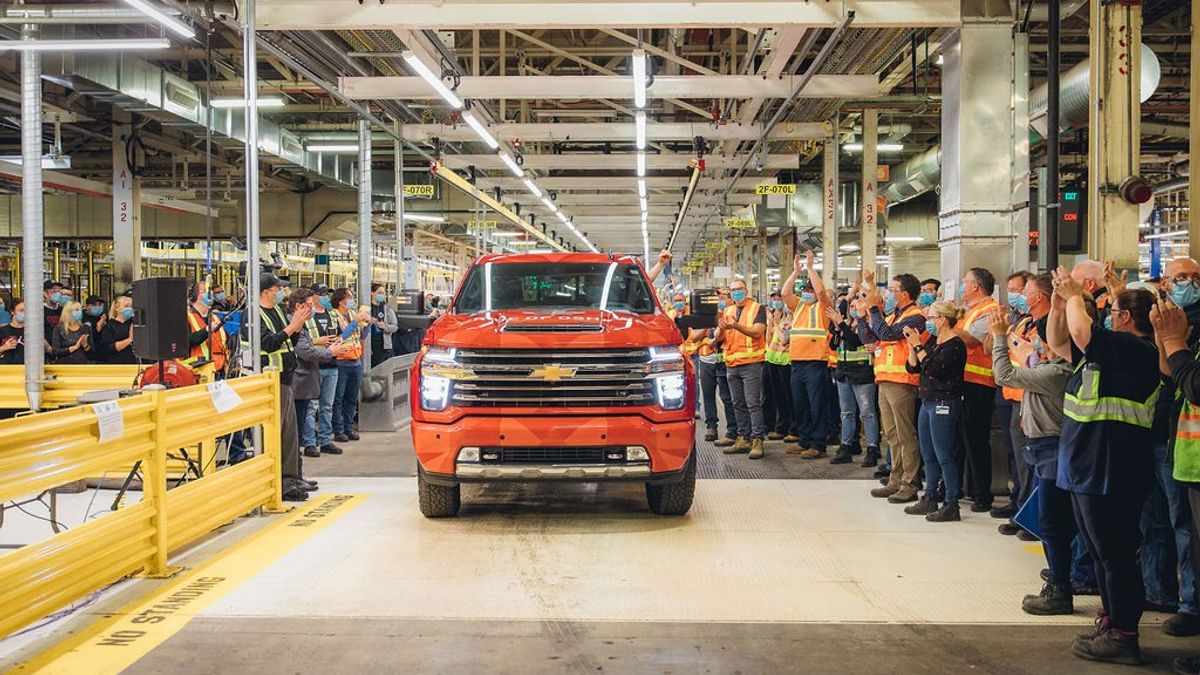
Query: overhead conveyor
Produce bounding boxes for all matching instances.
[430,162,566,252]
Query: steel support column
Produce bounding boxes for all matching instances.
[1087,0,1142,268]
[243,0,261,373]
[111,109,141,292]
[1190,0,1200,259]
[20,23,43,411]
[822,136,839,286]
[861,109,878,278]
[357,119,373,370]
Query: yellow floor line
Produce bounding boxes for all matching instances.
[11,493,367,675]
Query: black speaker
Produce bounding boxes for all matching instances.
[395,289,426,316]
[132,277,189,360]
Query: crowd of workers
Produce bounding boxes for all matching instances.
[666,249,1200,669]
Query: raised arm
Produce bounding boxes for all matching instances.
[780,253,802,311]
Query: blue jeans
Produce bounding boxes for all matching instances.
[1140,442,1200,614]
[333,361,362,436]
[313,367,338,447]
[297,398,315,448]
[789,360,830,448]
[918,398,962,501]
[836,379,880,448]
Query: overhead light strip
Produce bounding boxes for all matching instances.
[461,110,499,149]
[120,0,195,38]
[0,38,171,51]
[402,50,463,109]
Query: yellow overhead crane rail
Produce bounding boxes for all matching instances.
[430,161,566,252]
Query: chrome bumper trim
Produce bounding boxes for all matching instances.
[455,463,652,480]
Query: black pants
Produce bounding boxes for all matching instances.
[763,362,793,435]
[1073,488,1151,632]
[961,382,996,507]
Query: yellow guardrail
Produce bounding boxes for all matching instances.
[0,371,283,639]
[0,364,145,410]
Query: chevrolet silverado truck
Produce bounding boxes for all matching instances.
[410,252,697,517]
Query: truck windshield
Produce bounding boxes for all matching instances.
[454,262,656,314]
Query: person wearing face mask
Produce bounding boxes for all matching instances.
[698,289,741,446]
[248,273,315,502]
[81,295,106,334]
[762,290,793,442]
[919,279,941,308]
[42,280,65,337]
[209,284,231,313]
[827,287,881,467]
[667,292,689,321]
[369,283,398,368]
[858,270,927,503]
[992,270,1036,528]
[0,295,10,327]
[49,301,91,364]
[901,301,967,522]
[717,277,768,458]
[0,299,26,364]
[94,295,138,364]
[780,250,835,459]
[954,267,1001,514]
[1047,269,1161,665]
[185,281,229,375]
[306,283,344,456]
[331,287,370,444]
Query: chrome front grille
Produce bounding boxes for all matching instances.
[451,348,653,407]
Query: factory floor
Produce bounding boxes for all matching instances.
[3,429,1200,674]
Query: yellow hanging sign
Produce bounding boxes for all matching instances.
[755,183,796,196]
[404,184,435,198]
[724,218,757,230]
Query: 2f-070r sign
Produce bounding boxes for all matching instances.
[404,184,435,198]
[756,184,796,196]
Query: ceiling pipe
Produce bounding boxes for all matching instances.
[1012,0,1088,23]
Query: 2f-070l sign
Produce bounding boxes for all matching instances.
[755,184,796,196]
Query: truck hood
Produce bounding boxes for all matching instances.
[423,309,681,350]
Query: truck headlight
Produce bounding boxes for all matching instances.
[647,345,685,374]
[654,373,686,411]
[420,375,451,411]
[423,346,459,365]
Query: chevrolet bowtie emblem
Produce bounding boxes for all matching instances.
[529,364,578,382]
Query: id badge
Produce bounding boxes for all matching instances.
[935,404,951,416]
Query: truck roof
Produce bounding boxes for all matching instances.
[473,252,644,267]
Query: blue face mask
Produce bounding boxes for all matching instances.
[88,305,104,317]
[773,300,785,310]
[925,319,938,336]
[731,289,747,304]
[918,291,935,307]
[849,307,862,319]
[214,291,227,303]
[319,295,332,310]
[120,307,134,320]
[49,292,65,305]
[1007,294,1028,313]
[71,310,83,322]
[957,281,966,299]
[717,300,727,311]
[1172,281,1200,308]
[14,311,25,324]
[275,289,286,305]
[674,301,685,310]
[800,292,815,304]
[0,307,9,326]
[883,292,897,314]
[1103,314,1113,330]
[201,291,214,306]
[374,293,386,304]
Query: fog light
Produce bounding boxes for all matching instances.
[457,447,481,463]
[420,375,451,411]
[626,446,650,462]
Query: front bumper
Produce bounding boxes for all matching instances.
[412,414,694,483]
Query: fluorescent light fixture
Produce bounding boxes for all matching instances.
[1144,230,1189,240]
[637,179,646,199]
[522,178,543,198]
[211,97,286,108]
[640,196,648,212]
[0,38,171,51]
[936,53,945,65]
[557,211,570,224]
[632,49,647,108]
[492,231,522,237]
[884,236,924,243]
[541,196,558,212]
[843,143,905,152]
[307,144,359,153]
[402,50,463,109]
[120,0,195,38]
[839,244,860,251]
[499,152,524,177]
[636,151,646,177]
[403,213,444,223]
[635,110,647,150]
[461,110,498,149]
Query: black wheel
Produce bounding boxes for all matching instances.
[418,470,461,518]
[646,450,697,516]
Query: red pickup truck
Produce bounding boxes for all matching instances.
[410,252,697,517]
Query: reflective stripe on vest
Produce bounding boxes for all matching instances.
[723,300,766,367]
[788,301,827,362]
[1063,360,1158,428]
[1174,351,1200,482]
[962,297,999,387]
[766,318,792,365]
[873,305,923,386]
[260,305,295,370]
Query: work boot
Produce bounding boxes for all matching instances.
[1165,613,1200,637]
[1022,583,1074,616]
[1173,656,1200,675]
[861,446,881,467]
[990,503,1016,519]
[871,484,900,499]
[766,431,784,441]
[704,427,718,442]
[800,448,828,460]
[727,437,751,454]
[283,487,309,502]
[320,443,344,455]
[888,485,919,504]
[998,522,1020,536]
[714,437,736,448]
[303,446,321,458]
[1016,529,1038,541]
[334,432,350,443]
[829,445,854,464]
[347,431,361,441]
[849,443,863,456]
[748,438,765,459]
[1078,615,1111,642]
[1073,629,1141,666]
[873,465,891,480]
[925,501,961,522]
[787,445,810,455]
[904,496,939,516]
[782,434,800,443]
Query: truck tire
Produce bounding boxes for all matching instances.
[646,450,696,516]
[418,470,461,518]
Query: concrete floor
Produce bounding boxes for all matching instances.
[4,426,1200,673]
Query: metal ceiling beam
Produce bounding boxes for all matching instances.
[474,176,770,191]
[598,29,717,76]
[256,1,961,30]
[340,74,879,100]
[443,153,799,171]
[398,121,829,143]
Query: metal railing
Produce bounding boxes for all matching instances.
[0,371,283,638]
[359,353,417,432]
[0,364,145,410]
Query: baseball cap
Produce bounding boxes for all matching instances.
[259,273,289,292]
[310,282,330,294]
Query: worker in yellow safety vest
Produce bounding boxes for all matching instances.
[957,266,1001,513]
[697,288,740,445]
[185,281,228,377]
[781,249,835,459]
[717,277,768,458]
[763,289,793,442]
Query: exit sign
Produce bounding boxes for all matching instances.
[1058,188,1086,253]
